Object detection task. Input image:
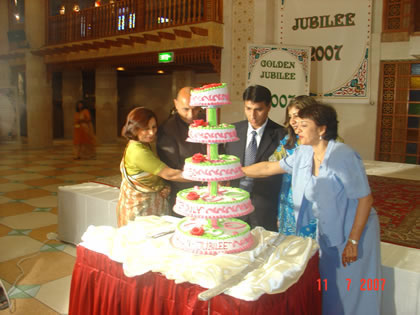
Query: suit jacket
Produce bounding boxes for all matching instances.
[157,113,206,213]
[224,119,287,231]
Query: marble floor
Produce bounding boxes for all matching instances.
[0,140,125,314]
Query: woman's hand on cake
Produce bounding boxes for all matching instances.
[158,167,191,182]
[242,161,286,178]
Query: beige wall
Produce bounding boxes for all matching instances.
[221,0,419,160]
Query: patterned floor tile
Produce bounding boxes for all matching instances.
[86,169,120,177]
[0,169,25,176]
[0,196,11,204]
[19,166,57,172]
[38,170,74,177]
[0,140,124,312]
[4,189,51,200]
[0,212,57,230]
[0,236,44,262]
[29,225,58,243]
[66,166,102,172]
[24,178,65,187]
[36,275,72,314]
[55,174,97,182]
[0,183,31,193]
[1,295,60,314]
[3,173,47,182]
[0,224,11,237]
[0,202,35,217]
[22,196,57,208]
[41,184,63,193]
[62,245,76,257]
[8,229,32,236]
[0,251,75,285]
[9,284,41,298]
[32,160,69,165]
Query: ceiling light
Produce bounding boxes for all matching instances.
[116,67,125,71]
[157,70,165,74]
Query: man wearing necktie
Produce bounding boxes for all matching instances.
[225,85,286,231]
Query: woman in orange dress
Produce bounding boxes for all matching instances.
[73,100,96,159]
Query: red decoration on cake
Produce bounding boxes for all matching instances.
[186,191,200,200]
[191,153,206,163]
[191,120,209,127]
[190,226,205,236]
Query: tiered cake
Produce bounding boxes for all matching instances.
[171,83,255,255]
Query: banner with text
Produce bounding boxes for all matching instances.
[279,0,371,99]
[247,44,311,124]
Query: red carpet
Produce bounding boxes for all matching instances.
[368,175,420,249]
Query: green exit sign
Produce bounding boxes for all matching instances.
[158,52,174,63]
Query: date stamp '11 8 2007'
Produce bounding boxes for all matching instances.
[317,278,386,291]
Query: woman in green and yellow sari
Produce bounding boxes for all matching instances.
[117,107,188,227]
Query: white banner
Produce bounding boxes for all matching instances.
[279,0,371,99]
[247,44,311,125]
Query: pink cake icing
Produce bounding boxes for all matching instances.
[174,186,254,218]
[190,83,230,107]
[182,154,243,182]
[171,217,254,255]
[187,120,239,144]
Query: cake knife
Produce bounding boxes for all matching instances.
[198,233,287,301]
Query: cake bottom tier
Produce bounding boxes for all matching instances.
[171,217,254,255]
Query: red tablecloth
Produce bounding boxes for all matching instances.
[69,245,321,315]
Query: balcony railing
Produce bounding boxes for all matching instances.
[47,0,222,45]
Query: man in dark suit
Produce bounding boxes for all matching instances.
[157,87,206,215]
[225,85,286,231]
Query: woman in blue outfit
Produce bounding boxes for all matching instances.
[243,104,381,315]
[269,96,318,237]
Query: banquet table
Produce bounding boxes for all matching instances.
[68,217,321,315]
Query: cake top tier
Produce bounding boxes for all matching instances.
[190,83,231,107]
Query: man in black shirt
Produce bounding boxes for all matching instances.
[157,87,206,215]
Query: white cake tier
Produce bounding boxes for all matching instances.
[187,124,239,144]
[171,217,254,255]
[183,154,244,182]
[190,83,230,107]
[174,186,254,218]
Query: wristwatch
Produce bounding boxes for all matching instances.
[348,238,358,245]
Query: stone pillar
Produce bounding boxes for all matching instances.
[62,71,83,139]
[25,53,52,148]
[0,1,9,55]
[24,0,52,148]
[95,67,118,143]
[172,70,195,99]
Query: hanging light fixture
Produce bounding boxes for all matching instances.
[59,5,65,15]
[95,1,101,7]
[73,4,80,12]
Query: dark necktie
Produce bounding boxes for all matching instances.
[240,130,257,192]
[244,130,257,166]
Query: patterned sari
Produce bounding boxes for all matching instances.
[117,142,169,227]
